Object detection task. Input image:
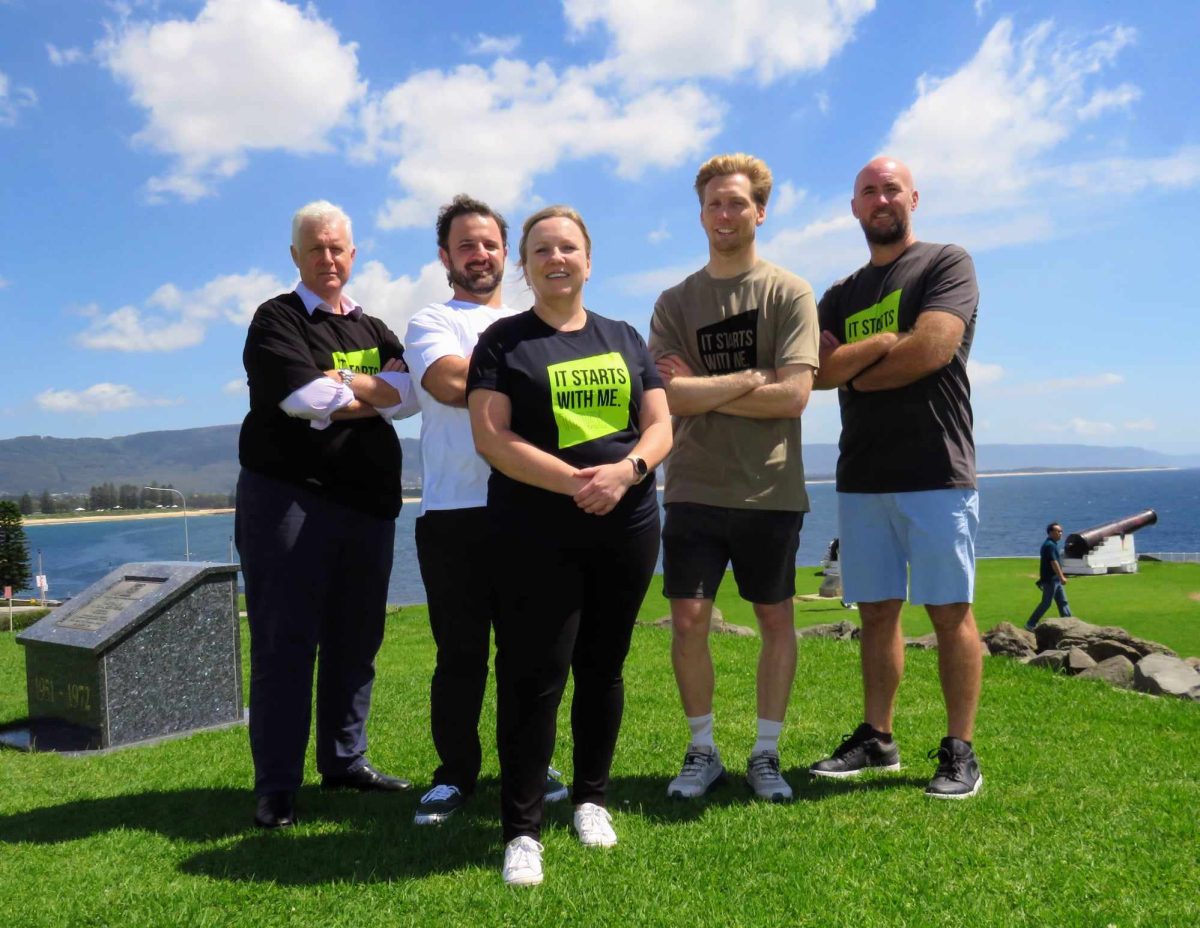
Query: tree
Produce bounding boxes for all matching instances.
[39,489,55,514]
[18,493,34,516]
[0,501,32,593]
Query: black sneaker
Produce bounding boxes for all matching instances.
[413,784,467,825]
[925,737,983,799]
[809,722,901,778]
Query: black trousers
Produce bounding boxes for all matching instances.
[493,516,660,842]
[415,507,494,795]
[235,468,395,796]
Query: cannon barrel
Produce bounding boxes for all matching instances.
[1064,509,1157,558]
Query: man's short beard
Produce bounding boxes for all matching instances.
[448,264,503,295]
[862,215,908,246]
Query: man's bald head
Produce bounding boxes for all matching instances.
[851,155,918,250]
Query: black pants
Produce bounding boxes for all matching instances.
[235,468,395,795]
[493,516,660,842]
[415,507,494,795]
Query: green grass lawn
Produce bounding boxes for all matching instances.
[1,561,1197,927]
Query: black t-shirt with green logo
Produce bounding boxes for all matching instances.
[818,242,978,493]
[467,309,662,533]
[239,291,404,519]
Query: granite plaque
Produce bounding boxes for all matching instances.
[11,562,243,752]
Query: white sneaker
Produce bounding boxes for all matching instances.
[746,749,793,802]
[667,744,725,799]
[573,802,618,848]
[502,836,544,886]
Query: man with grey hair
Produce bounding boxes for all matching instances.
[237,199,419,828]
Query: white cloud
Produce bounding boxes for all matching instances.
[1051,417,1119,438]
[75,270,287,351]
[46,44,88,66]
[883,20,1138,208]
[466,33,522,56]
[347,259,455,337]
[815,90,831,115]
[1060,146,1200,193]
[0,69,37,126]
[222,378,247,395]
[1123,418,1156,432]
[363,59,722,229]
[997,372,1124,397]
[1077,83,1141,120]
[772,181,806,217]
[99,0,364,201]
[36,383,178,413]
[564,0,875,84]
[648,222,671,244]
[973,0,991,18]
[967,359,1005,385]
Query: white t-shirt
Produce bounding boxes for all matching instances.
[404,299,519,515]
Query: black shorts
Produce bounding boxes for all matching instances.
[661,502,804,605]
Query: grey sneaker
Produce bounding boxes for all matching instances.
[413,784,466,825]
[667,744,725,799]
[544,766,568,803]
[809,722,901,778]
[746,750,793,802]
[925,737,983,799]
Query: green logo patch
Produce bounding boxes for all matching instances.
[548,352,631,449]
[331,347,382,374]
[844,289,901,344]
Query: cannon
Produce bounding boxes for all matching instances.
[1062,509,1157,575]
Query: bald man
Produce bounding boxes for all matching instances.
[808,157,983,799]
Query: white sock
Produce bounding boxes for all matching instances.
[752,718,783,755]
[686,713,715,750]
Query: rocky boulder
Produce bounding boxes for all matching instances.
[1085,639,1143,664]
[904,633,939,650]
[1076,655,1135,688]
[982,622,1037,658]
[1133,654,1200,700]
[796,620,860,641]
[1034,617,1176,659]
[645,605,756,637]
[1027,650,1067,671]
[1063,648,1097,676]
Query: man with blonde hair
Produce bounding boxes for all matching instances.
[650,153,820,803]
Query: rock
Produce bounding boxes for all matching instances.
[1133,654,1200,700]
[1063,648,1097,676]
[643,606,754,637]
[982,622,1037,658]
[796,620,860,641]
[1076,655,1135,688]
[905,633,939,650]
[1027,650,1067,671]
[1085,639,1143,664]
[1185,657,1200,671]
[1034,617,1176,660]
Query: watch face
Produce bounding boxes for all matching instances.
[634,456,648,475]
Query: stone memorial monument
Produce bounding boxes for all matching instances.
[7,561,242,752]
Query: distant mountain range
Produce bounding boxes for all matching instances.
[0,426,1195,495]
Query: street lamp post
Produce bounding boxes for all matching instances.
[143,487,191,561]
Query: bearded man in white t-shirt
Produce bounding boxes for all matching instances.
[404,195,568,825]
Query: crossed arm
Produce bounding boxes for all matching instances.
[655,356,813,419]
[468,387,672,516]
[813,309,965,392]
[326,357,408,419]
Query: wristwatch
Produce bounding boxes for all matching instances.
[338,369,356,386]
[627,455,649,483]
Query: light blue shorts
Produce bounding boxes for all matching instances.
[837,489,979,606]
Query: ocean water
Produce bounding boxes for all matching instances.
[20,468,1199,605]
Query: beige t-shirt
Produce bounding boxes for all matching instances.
[649,260,819,511]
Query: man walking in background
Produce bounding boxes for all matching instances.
[1026,522,1071,630]
[238,200,418,829]
[404,195,567,825]
[808,156,984,799]
[650,153,819,803]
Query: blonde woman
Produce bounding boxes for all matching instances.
[468,206,671,885]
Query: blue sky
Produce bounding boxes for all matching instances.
[1,0,1197,452]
